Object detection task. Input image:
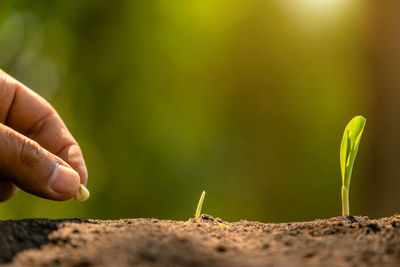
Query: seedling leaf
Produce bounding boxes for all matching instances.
[339,115,366,216]
[195,191,206,221]
[340,116,366,189]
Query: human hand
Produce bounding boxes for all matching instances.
[0,69,88,201]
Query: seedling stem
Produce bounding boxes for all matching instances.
[341,185,349,216]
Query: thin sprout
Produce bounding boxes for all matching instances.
[195,191,206,221]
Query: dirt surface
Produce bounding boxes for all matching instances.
[1,214,400,266]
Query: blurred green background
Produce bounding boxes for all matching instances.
[0,0,398,222]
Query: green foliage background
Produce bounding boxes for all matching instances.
[0,0,375,222]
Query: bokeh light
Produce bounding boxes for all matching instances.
[0,0,396,223]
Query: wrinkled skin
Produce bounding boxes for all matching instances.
[0,69,87,201]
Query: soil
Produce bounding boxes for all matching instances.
[1,214,400,266]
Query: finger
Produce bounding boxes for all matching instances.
[0,123,81,200]
[0,69,88,185]
[0,176,18,202]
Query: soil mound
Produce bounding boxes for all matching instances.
[2,214,400,266]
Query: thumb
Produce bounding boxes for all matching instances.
[0,123,80,200]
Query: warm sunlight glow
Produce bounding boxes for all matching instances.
[279,0,353,30]
[303,0,348,11]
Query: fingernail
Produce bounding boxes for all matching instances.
[49,164,80,194]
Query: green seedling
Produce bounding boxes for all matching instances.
[195,191,206,221]
[340,115,366,216]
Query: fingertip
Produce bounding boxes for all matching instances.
[49,164,80,200]
[77,163,88,186]
[58,143,88,185]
